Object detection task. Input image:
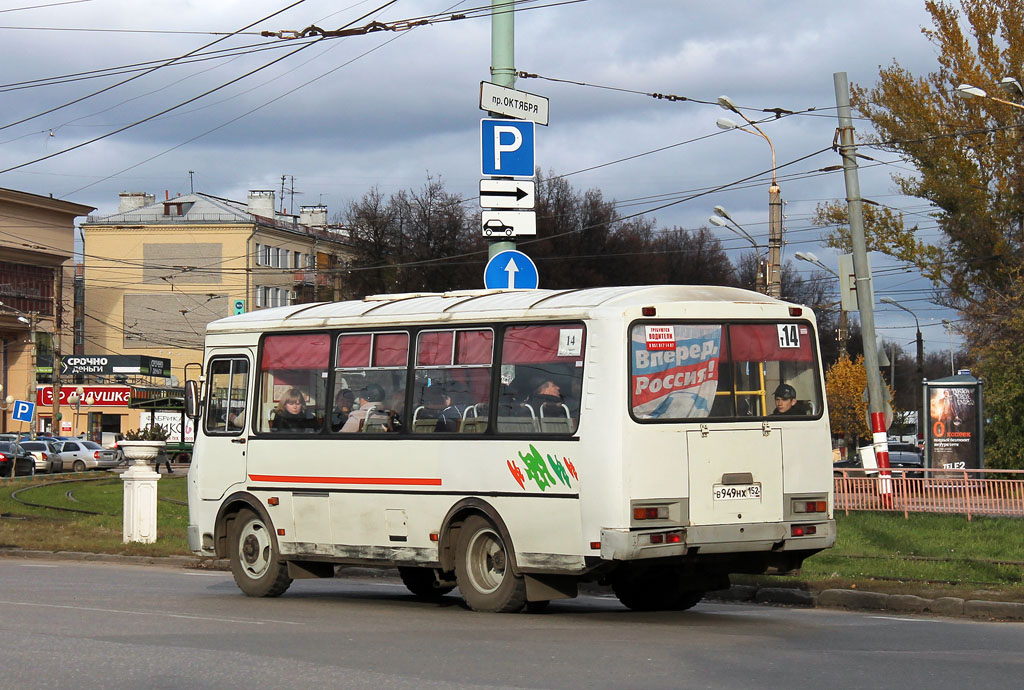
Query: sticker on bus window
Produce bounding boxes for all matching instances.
[501,364,516,385]
[644,325,676,351]
[558,328,584,357]
[777,324,801,349]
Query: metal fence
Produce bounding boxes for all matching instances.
[833,468,1024,520]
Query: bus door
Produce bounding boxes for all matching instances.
[686,428,784,525]
[198,353,251,500]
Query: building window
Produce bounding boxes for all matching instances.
[255,243,263,266]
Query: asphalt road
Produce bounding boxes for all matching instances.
[2,559,1023,690]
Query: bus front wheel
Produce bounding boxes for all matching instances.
[454,515,526,612]
[228,507,292,597]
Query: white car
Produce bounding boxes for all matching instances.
[19,440,64,474]
[58,440,118,472]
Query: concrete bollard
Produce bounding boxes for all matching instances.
[122,463,161,543]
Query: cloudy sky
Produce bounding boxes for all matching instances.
[0,0,966,356]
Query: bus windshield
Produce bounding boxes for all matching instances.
[630,321,822,421]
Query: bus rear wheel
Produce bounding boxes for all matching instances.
[454,515,526,612]
[398,567,455,600]
[228,507,292,597]
[612,565,705,612]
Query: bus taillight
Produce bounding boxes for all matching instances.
[791,525,818,537]
[793,500,827,513]
[634,506,668,520]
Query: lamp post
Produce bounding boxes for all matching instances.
[881,296,925,441]
[942,319,955,375]
[67,386,93,437]
[955,81,1024,110]
[716,96,782,298]
[795,251,847,356]
[708,205,766,294]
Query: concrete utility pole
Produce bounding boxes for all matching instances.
[51,268,62,434]
[487,0,516,261]
[834,72,892,492]
[768,184,783,298]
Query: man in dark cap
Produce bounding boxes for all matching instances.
[341,383,387,432]
[772,383,799,415]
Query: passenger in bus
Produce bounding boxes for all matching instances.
[436,390,466,432]
[529,378,565,417]
[271,387,316,431]
[771,384,801,416]
[330,388,355,432]
[341,383,387,432]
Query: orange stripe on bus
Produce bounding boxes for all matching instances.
[248,474,442,486]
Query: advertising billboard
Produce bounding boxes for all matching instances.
[924,376,983,470]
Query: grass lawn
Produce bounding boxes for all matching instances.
[2,474,1022,601]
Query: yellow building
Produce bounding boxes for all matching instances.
[81,190,352,389]
[1,187,94,435]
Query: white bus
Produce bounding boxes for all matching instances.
[185,285,835,612]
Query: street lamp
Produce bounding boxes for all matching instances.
[942,319,955,375]
[67,386,93,436]
[881,296,925,436]
[709,206,766,293]
[955,82,1024,110]
[795,252,847,356]
[717,95,783,298]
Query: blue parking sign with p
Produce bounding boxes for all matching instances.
[12,399,34,423]
[481,119,534,178]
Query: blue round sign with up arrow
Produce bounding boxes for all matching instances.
[483,250,539,290]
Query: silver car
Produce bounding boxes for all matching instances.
[58,440,118,472]
[19,440,64,474]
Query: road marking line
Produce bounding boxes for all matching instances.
[0,599,303,625]
[19,564,59,568]
[868,616,939,623]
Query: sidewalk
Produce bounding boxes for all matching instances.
[3,547,1023,621]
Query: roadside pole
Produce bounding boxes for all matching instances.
[834,72,893,503]
[488,0,516,261]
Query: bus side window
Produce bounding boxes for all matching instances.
[498,324,584,435]
[259,334,329,433]
[334,331,409,434]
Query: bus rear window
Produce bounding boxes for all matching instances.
[630,322,821,421]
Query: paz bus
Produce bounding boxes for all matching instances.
[184,285,835,612]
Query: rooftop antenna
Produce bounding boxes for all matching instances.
[188,170,194,194]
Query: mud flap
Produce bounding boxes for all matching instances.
[524,574,578,601]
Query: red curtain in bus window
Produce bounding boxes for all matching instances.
[502,325,585,363]
[336,334,371,368]
[417,330,454,366]
[373,332,409,367]
[728,324,813,362]
[262,334,330,370]
[455,330,493,365]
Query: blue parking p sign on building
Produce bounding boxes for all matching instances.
[481,119,535,178]
[484,250,539,290]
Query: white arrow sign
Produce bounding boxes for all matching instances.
[503,257,519,288]
[480,179,535,209]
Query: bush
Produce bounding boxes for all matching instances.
[122,424,169,441]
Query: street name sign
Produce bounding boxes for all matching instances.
[480,179,535,209]
[479,82,549,126]
[481,210,537,237]
[483,250,539,290]
[481,118,535,178]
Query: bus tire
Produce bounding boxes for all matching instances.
[228,507,292,597]
[454,515,526,613]
[398,567,454,600]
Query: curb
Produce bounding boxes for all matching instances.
[706,585,1024,621]
[2,548,1021,621]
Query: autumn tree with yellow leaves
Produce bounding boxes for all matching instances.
[825,354,871,444]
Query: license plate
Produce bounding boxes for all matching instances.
[713,483,762,500]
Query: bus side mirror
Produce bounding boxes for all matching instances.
[185,379,201,421]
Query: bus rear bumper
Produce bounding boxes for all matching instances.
[600,519,836,561]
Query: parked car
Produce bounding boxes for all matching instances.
[19,440,64,474]
[57,440,118,472]
[0,441,36,477]
[833,444,924,478]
